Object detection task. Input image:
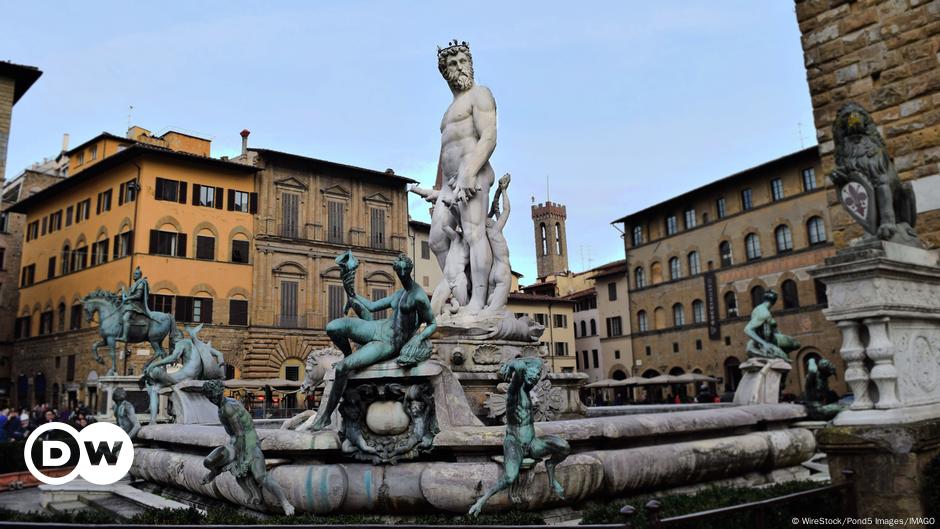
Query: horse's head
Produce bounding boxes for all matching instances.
[80,288,119,323]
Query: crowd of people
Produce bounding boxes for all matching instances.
[0,403,97,442]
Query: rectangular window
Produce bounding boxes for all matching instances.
[91,239,109,266]
[279,281,299,327]
[372,288,388,320]
[420,240,430,260]
[533,313,548,326]
[229,299,249,326]
[41,216,47,236]
[280,192,299,238]
[741,188,753,211]
[553,314,567,328]
[370,207,386,249]
[683,208,696,229]
[231,239,249,263]
[71,246,88,271]
[155,178,187,203]
[192,297,213,323]
[65,206,73,226]
[113,230,133,259]
[89,145,98,161]
[149,294,174,314]
[39,311,53,335]
[0,247,5,269]
[76,199,91,222]
[228,189,251,213]
[66,355,75,382]
[716,197,727,219]
[47,256,56,279]
[96,189,113,214]
[193,183,223,209]
[802,168,817,191]
[665,215,678,235]
[328,284,345,322]
[20,264,35,287]
[631,225,643,246]
[606,316,623,337]
[26,221,38,241]
[195,235,215,260]
[149,230,186,257]
[119,179,138,205]
[327,200,344,243]
[0,212,8,233]
[15,316,31,339]
[608,282,617,301]
[49,210,62,232]
[770,178,784,201]
[592,349,599,369]
[70,304,82,330]
[554,342,568,356]
[581,350,589,369]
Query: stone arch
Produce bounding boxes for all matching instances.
[365,270,395,285]
[274,261,308,277]
[193,221,220,239]
[153,215,183,232]
[641,368,660,378]
[795,347,824,387]
[150,280,180,294]
[320,265,342,280]
[74,233,88,248]
[653,306,666,330]
[116,217,133,233]
[225,286,250,300]
[189,283,218,297]
[668,366,685,376]
[94,225,109,241]
[609,366,629,380]
[745,278,770,312]
[724,356,743,392]
[266,335,314,371]
[229,225,252,241]
[650,261,663,284]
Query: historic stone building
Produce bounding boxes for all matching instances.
[795,0,940,249]
[531,200,569,279]
[505,292,577,373]
[235,146,416,381]
[614,147,846,397]
[568,287,602,380]
[8,126,258,408]
[0,61,42,186]
[407,219,442,295]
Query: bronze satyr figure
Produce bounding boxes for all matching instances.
[468,357,570,516]
[201,380,295,515]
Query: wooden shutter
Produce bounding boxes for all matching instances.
[91,243,98,265]
[249,192,258,214]
[192,183,200,205]
[215,187,224,209]
[112,235,119,259]
[178,181,187,204]
[282,193,299,237]
[126,230,134,255]
[96,193,101,214]
[370,207,385,248]
[229,299,248,326]
[177,233,187,257]
[149,230,159,254]
[175,296,193,322]
[280,281,298,325]
[227,189,235,211]
[201,298,213,323]
[328,201,344,243]
[328,284,344,321]
[119,183,126,206]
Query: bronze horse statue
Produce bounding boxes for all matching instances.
[81,289,180,375]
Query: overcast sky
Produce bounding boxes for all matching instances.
[3,2,814,283]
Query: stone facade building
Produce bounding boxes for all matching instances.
[614,147,846,397]
[407,220,442,295]
[795,0,940,248]
[235,147,416,382]
[505,292,577,372]
[0,61,42,186]
[531,200,569,279]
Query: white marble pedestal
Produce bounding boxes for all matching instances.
[732,358,791,405]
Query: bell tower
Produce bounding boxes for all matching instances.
[531,201,569,279]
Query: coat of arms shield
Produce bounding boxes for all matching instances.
[838,175,877,235]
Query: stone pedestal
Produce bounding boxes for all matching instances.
[811,241,940,522]
[811,241,940,425]
[433,337,587,420]
[96,375,151,423]
[732,358,791,405]
[158,380,221,425]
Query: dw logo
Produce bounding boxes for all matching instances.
[24,422,134,485]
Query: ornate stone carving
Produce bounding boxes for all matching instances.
[483,361,564,423]
[472,344,503,365]
[338,381,438,464]
[864,317,900,409]
[837,321,873,410]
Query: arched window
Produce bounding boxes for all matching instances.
[807,216,826,245]
[637,310,648,332]
[745,233,761,261]
[653,307,666,330]
[650,262,663,284]
[540,223,547,256]
[634,267,646,289]
[692,299,705,323]
[687,251,700,276]
[589,319,597,336]
[724,291,738,318]
[56,303,65,332]
[669,257,681,280]
[580,320,587,337]
[775,225,793,253]
[554,223,563,255]
[750,285,766,311]
[719,240,733,267]
[672,303,685,327]
[61,245,71,275]
[782,279,800,309]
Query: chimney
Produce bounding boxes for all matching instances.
[240,129,250,155]
[61,133,70,152]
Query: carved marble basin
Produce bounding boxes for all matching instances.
[366,401,410,435]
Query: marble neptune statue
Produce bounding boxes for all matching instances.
[411,40,542,342]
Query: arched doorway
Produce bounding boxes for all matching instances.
[641,369,662,403]
[668,367,687,402]
[611,369,628,405]
[724,356,742,393]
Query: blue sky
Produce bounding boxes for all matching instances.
[3,2,814,283]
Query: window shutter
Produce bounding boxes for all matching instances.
[175,296,191,322]
[178,181,188,204]
[149,230,159,254]
[227,189,235,211]
[192,183,200,205]
[119,183,126,205]
[177,233,187,257]
[113,235,119,259]
[127,230,134,254]
[91,244,98,265]
[249,192,258,214]
[202,298,213,323]
[96,194,101,214]
[215,187,224,209]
